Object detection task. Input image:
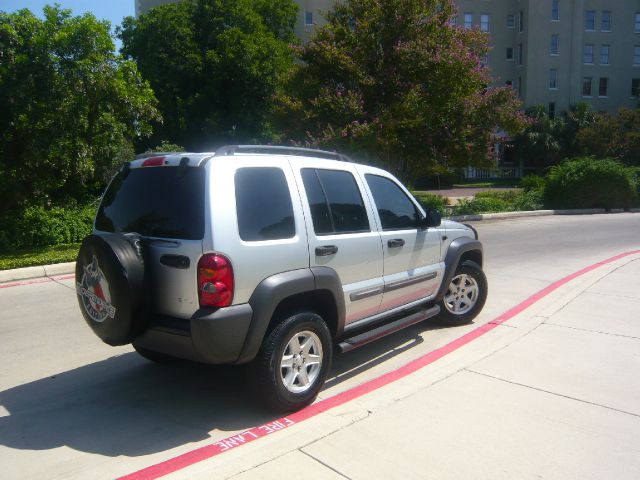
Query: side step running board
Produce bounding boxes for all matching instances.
[338,305,441,353]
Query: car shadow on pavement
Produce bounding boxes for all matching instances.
[0,320,451,458]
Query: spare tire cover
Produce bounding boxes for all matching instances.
[75,233,146,346]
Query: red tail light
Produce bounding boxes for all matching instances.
[197,253,234,308]
[142,156,166,167]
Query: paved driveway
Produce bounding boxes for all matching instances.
[1,213,639,479]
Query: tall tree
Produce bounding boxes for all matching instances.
[272,0,526,181]
[512,105,564,169]
[576,108,640,167]
[0,6,159,213]
[119,0,298,150]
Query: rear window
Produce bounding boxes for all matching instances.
[95,166,205,240]
[235,167,295,241]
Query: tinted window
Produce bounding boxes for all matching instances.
[301,169,333,235]
[96,167,205,239]
[366,175,420,230]
[235,167,295,241]
[303,169,369,234]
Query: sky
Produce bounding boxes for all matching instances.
[1,0,135,47]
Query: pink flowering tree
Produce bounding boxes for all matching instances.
[273,0,526,181]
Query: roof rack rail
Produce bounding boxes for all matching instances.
[214,145,354,163]
[134,151,184,160]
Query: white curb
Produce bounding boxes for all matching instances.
[0,261,75,284]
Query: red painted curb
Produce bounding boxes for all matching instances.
[0,274,75,289]
[119,249,640,480]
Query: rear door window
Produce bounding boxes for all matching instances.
[95,166,205,239]
[235,167,295,241]
[365,174,420,230]
[301,168,370,235]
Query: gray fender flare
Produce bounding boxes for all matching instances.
[236,267,345,364]
[435,237,483,302]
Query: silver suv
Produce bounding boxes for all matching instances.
[76,145,486,411]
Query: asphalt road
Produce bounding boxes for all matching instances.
[1,213,639,479]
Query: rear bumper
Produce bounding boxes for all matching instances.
[133,304,253,364]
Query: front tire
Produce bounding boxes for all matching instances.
[248,311,332,412]
[437,260,487,325]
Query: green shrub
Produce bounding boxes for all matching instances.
[453,196,511,215]
[474,190,522,202]
[544,157,639,209]
[0,202,96,251]
[412,192,449,214]
[519,174,545,192]
[512,189,544,211]
[452,188,543,215]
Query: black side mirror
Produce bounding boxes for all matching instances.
[420,209,441,229]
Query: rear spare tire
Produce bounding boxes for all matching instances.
[75,233,146,346]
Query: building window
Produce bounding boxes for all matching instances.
[601,11,611,31]
[506,80,513,87]
[585,11,595,31]
[632,79,640,97]
[635,13,640,33]
[480,14,490,32]
[519,11,524,32]
[634,46,640,66]
[549,69,558,89]
[600,45,610,65]
[549,102,556,119]
[450,16,457,26]
[550,34,559,55]
[507,14,515,28]
[506,47,514,60]
[464,13,472,29]
[599,78,608,97]
[518,43,523,64]
[305,11,313,25]
[583,44,594,64]
[552,0,560,21]
[583,77,593,96]
[480,55,488,65]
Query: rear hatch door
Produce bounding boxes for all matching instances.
[95,160,205,319]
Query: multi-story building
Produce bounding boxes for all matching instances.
[136,0,640,114]
[459,0,640,113]
[135,0,175,17]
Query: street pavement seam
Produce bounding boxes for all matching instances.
[464,368,640,419]
[298,449,352,480]
[543,322,640,341]
[222,413,370,480]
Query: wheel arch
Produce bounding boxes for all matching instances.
[435,237,484,303]
[237,267,345,364]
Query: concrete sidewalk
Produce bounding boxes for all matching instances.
[172,253,640,479]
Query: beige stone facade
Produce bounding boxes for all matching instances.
[136,0,640,113]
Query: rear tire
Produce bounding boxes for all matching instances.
[436,260,487,326]
[248,311,332,412]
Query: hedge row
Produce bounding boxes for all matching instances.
[544,158,639,209]
[0,203,97,251]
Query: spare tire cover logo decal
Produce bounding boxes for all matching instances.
[76,255,116,323]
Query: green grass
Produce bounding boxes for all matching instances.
[0,243,80,270]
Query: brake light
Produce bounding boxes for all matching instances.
[142,156,166,167]
[197,254,234,308]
